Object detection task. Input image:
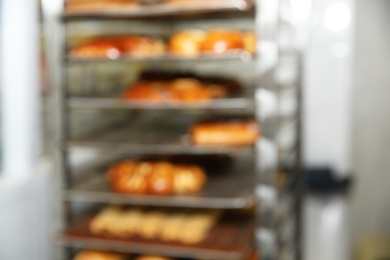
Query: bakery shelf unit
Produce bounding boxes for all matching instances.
[42,0,303,259]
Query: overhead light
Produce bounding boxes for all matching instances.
[323,3,351,32]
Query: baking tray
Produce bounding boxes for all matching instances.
[66,50,253,63]
[69,97,254,111]
[60,215,255,260]
[66,114,256,155]
[62,0,254,20]
[65,155,255,209]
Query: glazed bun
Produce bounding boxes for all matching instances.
[120,36,165,58]
[191,119,260,146]
[146,162,175,195]
[134,255,174,260]
[201,29,244,53]
[168,78,211,102]
[242,31,257,54]
[74,250,126,260]
[173,165,207,194]
[168,30,206,57]
[107,160,207,195]
[70,38,122,59]
[67,0,139,11]
[122,81,167,103]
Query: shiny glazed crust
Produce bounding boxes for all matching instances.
[108,160,207,195]
[74,250,126,260]
[201,29,244,53]
[134,256,174,260]
[191,120,260,146]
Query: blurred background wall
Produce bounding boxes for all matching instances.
[350,0,390,250]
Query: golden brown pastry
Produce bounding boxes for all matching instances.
[242,31,257,54]
[66,0,139,11]
[89,207,220,244]
[173,165,207,194]
[168,30,206,57]
[201,29,244,54]
[119,36,165,58]
[168,79,212,103]
[191,119,260,146]
[73,250,126,260]
[122,81,168,103]
[89,206,124,235]
[122,77,231,104]
[69,38,123,59]
[146,162,175,195]
[70,36,165,59]
[134,256,174,260]
[107,160,207,195]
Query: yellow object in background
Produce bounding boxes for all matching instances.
[357,235,390,260]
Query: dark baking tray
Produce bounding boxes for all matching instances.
[65,114,256,155]
[60,216,255,260]
[66,50,253,64]
[65,155,256,209]
[62,0,254,20]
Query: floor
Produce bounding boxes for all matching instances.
[304,194,350,260]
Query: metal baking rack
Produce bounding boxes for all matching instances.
[62,0,254,20]
[66,50,254,63]
[42,0,304,259]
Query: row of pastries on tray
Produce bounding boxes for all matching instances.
[89,206,221,244]
[69,29,256,59]
[107,118,259,196]
[75,250,259,260]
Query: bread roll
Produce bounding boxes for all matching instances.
[168,30,206,57]
[242,31,257,54]
[134,256,174,260]
[201,30,244,53]
[146,162,175,195]
[108,160,206,195]
[173,165,207,194]
[67,0,139,11]
[120,36,165,58]
[74,250,126,260]
[70,38,122,59]
[191,119,260,146]
[168,78,211,103]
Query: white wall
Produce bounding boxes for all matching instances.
[350,0,390,248]
[304,0,354,176]
[0,171,52,260]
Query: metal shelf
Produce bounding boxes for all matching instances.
[66,114,256,155]
[66,50,254,64]
[65,157,256,209]
[62,0,254,20]
[68,97,254,111]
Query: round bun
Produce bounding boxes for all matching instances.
[67,0,139,11]
[108,160,206,195]
[191,119,260,146]
[146,162,175,195]
[173,165,207,194]
[122,81,167,103]
[168,30,206,57]
[201,30,244,53]
[74,250,126,260]
[108,160,150,194]
[168,78,211,102]
[242,31,256,54]
[70,38,122,59]
[120,36,165,58]
[134,255,174,260]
